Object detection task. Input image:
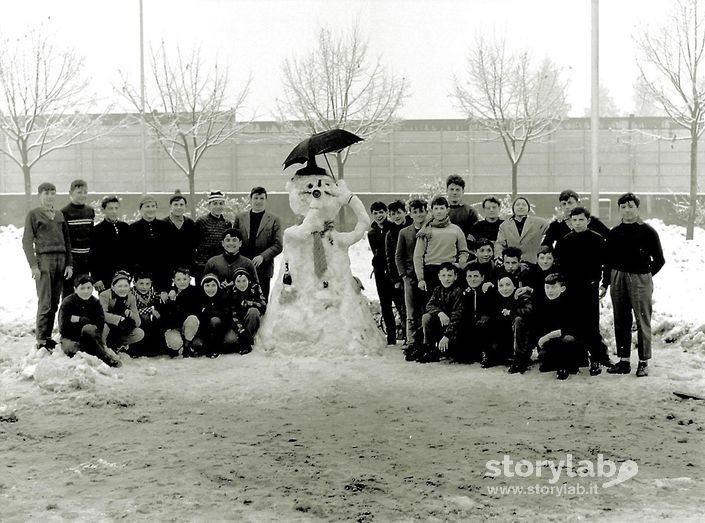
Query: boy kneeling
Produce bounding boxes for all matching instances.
[453,261,493,363]
[192,273,241,357]
[413,262,463,363]
[59,274,121,367]
[100,270,145,355]
[535,273,588,379]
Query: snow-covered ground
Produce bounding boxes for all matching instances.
[1,221,704,521]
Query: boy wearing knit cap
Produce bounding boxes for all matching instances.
[192,273,241,357]
[99,270,145,355]
[229,268,266,353]
[129,271,164,356]
[59,274,121,367]
[194,190,231,282]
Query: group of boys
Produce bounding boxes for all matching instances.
[368,177,665,380]
[22,180,282,366]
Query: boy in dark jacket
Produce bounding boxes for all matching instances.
[453,261,494,363]
[413,262,464,363]
[23,182,73,352]
[485,273,534,373]
[194,190,231,282]
[395,198,428,354]
[161,267,201,356]
[61,179,94,296]
[99,270,145,353]
[385,200,413,344]
[192,273,241,357]
[59,274,120,367]
[129,194,171,292]
[91,195,131,293]
[534,273,588,379]
[472,238,500,285]
[368,200,396,345]
[230,268,266,353]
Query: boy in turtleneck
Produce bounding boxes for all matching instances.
[91,195,131,293]
[445,174,479,239]
[61,179,94,296]
[203,228,259,289]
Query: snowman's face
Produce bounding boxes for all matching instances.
[287,175,341,219]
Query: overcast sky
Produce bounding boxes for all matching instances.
[4,0,671,119]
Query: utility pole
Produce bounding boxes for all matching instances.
[139,0,147,193]
[590,0,600,216]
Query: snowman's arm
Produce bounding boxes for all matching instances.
[336,194,371,247]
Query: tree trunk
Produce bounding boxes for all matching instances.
[511,162,518,198]
[688,128,698,240]
[188,171,196,219]
[23,164,32,212]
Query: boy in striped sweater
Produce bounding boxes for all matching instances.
[61,179,94,297]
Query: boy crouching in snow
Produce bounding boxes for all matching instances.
[410,262,463,363]
[229,268,266,354]
[59,274,121,367]
[453,261,493,364]
[161,267,200,357]
[99,270,145,355]
[129,271,163,356]
[192,273,242,357]
[535,273,588,380]
[484,273,534,373]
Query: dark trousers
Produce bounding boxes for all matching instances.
[537,335,588,371]
[257,268,271,303]
[567,282,610,363]
[422,264,443,295]
[488,316,531,365]
[192,316,239,354]
[453,316,491,363]
[374,272,397,344]
[63,254,90,298]
[421,311,452,357]
[610,270,653,361]
[35,253,66,344]
[391,282,406,342]
[61,324,115,365]
[403,277,426,346]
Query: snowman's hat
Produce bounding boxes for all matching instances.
[294,156,332,178]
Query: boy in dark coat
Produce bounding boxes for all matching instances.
[542,189,610,248]
[161,267,201,356]
[192,273,241,357]
[395,198,428,354]
[469,196,503,242]
[129,194,170,292]
[23,182,73,352]
[99,270,145,353]
[413,262,464,363]
[368,200,396,345]
[453,261,494,363]
[61,179,94,296]
[91,195,131,293]
[162,191,198,279]
[385,200,413,344]
[229,268,267,353]
[59,274,120,367]
[194,190,231,282]
[555,206,612,375]
[484,273,534,373]
[534,273,588,380]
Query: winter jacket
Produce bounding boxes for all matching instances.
[128,218,170,290]
[385,216,412,283]
[160,285,201,329]
[162,215,198,275]
[395,223,422,281]
[460,286,494,325]
[131,288,161,317]
[495,216,549,264]
[195,213,231,267]
[197,289,244,332]
[425,284,464,339]
[602,220,665,287]
[91,219,131,288]
[232,210,283,279]
[231,282,267,319]
[533,292,576,338]
[555,229,605,286]
[469,219,504,242]
[490,288,534,324]
[368,220,392,274]
[22,208,73,268]
[99,289,142,328]
[203,252,259,289]
[542,216,609,248]
[59,294,105,340]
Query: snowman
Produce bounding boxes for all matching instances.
[256,160,385,356]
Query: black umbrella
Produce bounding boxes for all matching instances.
[283,129,363,170]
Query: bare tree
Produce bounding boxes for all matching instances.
[635,0,705,239]
[121,43,250,216]
[452,36,570,196]
[276,23,408,179]
[0,31,108,209]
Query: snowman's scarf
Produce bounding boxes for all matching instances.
[311,220,336,278]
